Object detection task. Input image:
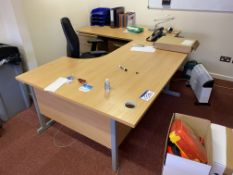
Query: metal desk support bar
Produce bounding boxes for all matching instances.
[163,82,181,97]
[29,86,54,134]
[111,119,119,172]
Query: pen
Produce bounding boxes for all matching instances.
[78,78,86,84]
[134,44,145,47]
[119,65,128,72]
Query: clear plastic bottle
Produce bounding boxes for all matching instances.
[104,79,111,93]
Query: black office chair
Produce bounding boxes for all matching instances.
[60,17,107,58]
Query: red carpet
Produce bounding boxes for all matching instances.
[0,77,233,175]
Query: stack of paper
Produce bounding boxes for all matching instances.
[130,45,156,53]
[44,77,69,92]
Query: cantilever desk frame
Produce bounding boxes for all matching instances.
[16,26,187,172]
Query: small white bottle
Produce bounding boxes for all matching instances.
[104,79,111,93]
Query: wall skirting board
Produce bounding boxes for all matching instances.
[210,72,233,82]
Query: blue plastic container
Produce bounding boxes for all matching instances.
[90,8,110,26]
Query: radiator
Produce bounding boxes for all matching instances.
[190,64,214,104]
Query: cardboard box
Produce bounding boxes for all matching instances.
[162,113,233,175]
[154,36,199,54]
[210,124,233,175]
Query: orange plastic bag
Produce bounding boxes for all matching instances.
[169,119,208,163]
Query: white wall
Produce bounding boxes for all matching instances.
[0,11,10,43]
[0,0,38,69]
[99,0,233,81]
[20,0,98,65]
[0,0,21,45]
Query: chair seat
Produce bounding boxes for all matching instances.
[80,52,96,58]
[80,50,107,58]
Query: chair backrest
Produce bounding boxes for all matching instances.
[60,17,80,58]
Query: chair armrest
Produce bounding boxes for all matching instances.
[87,38,104,44]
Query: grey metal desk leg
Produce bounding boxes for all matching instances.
[29,86,54,134]
[111,119,119,172]
[163,82,181,97]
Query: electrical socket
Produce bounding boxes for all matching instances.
[220,56,231,63]
[162,0,171,5]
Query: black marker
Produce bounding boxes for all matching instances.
[119,65,128,72]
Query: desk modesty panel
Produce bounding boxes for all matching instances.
[33,87,131,148]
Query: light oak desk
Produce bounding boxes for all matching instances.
[16,26,187,172]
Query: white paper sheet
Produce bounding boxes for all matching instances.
[44,77,68,92]
[181,40,194,46]
[130,45,156,53]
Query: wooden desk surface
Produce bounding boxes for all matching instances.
[17,27,187,128]
[78,26,179,41]
[78,26,152,41]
